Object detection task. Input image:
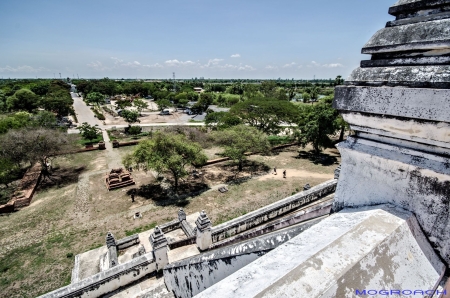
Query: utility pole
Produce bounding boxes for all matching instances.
[173,72,176,93]
[59,73,61,79]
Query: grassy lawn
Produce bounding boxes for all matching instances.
[0,144,340,297]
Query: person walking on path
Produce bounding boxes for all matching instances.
[283,170,286,178]
[273,167,277,175]
[130,190,136,202]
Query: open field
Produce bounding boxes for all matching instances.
[0,145,339,297]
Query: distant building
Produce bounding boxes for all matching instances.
[193,87,203,93]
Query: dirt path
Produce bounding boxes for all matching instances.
[102,130,123,169]
[257,169,334,181]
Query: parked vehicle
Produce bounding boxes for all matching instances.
[159,109,170,115]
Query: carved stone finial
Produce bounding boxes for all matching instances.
[106,231,116,248]
[178,208,186,221]
[150,226,168,251]
[196,210,212,232]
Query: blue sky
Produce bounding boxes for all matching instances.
[0,0,395,79]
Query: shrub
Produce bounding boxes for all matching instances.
[128,125,142,135]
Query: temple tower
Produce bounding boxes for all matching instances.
[333,0,450,264]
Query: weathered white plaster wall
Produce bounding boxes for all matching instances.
[334,86,450,122]
[39,253,156,298]
[166,253,262,298]
[165,222,319,298]
[196,205,445,298]
[334,137,450,264]
[343,113,450,149]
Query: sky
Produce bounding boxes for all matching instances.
[0,0,396,80]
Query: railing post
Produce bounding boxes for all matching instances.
[196,210,212,251]
[150,226,169,270]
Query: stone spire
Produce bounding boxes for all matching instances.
[149,226,169,270]
[333,0,450,265]
[195,210,212,251]
[105,232,118,268]
[178,208,186,222]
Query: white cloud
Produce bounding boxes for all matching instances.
[87,61,110,71]
[165,59,196,67]
[230,54,241,58]
[143,63,163,68]
[110,57,124,64]
[0,65,50,73]
[283,62,296,68]
[308,61,343,68]
[203,58,224,68]
[265,65,278,70]
[238,64,255,71]
[322,63,343,68]
[133,61,141,66]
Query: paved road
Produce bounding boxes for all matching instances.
[69,93,205,134]
[71,92,102,127]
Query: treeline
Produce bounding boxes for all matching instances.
[0,79,73,117]
[205,95,347,154]
[75,76,344,112]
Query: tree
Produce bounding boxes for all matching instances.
[116,99,132,110]
[121,110,140,125]
[0,128,74,178]
[260,81,277,98]
[78,122,101,141]
[193,92,214,112]
[335,75,344,86]
[32,111,57,129]
[212,125,270,172]
[336,115,349,142]
[302,92,311,104]
[86,92,104,106]
[230,99,299,135]
[156,99,172,111]
[0,157,16,187]
[30,82,50,96]
[0,90,6,112]
[6,89,39,112]
[205,112,242,130]
[243,84,259,100]
[295,102,338,154]
[40,91,74,117]
[133,98,148,115]
[123,132,207,191]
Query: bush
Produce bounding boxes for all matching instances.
[128,125,142,135]
[66,252,74,258]
[268,135,293,146]
[90,107,105,120]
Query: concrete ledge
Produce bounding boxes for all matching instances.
[39,253,156,298]
[334,86,450,123]
[341,112,450,149]
[346,65,450,89]
[209,197,332,250]
[116,234,140,250]
[210,179,337,243]
[164,222,320,298]
[159,219,181,233]
[197,205,446,298]
[361,19,450,54]
[180,220,195,237]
